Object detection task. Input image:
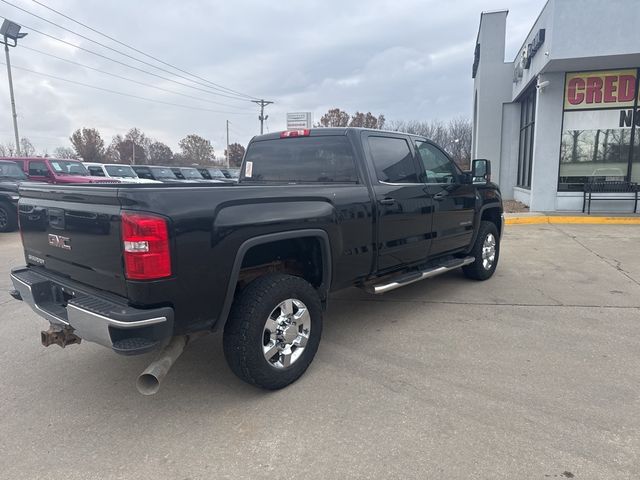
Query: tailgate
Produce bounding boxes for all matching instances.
[18,185,127,297]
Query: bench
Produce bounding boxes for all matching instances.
[582,180,639,214]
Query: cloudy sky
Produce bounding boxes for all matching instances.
[0,0,545,156]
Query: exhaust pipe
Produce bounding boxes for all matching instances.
[136,335,188,395]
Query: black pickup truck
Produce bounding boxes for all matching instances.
[10,128,503,394]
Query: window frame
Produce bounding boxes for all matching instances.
[365,133,423,185]
[413,139,462,185]
[558,67,640,191]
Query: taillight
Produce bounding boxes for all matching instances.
[121,212,171,280]
[280,129,310,138]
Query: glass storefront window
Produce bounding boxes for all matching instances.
[559,128,633,188]
[559,69,639,191]
[517,86,536,188]
[632,131,640,184]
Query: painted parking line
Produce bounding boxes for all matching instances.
[506,215,640,225]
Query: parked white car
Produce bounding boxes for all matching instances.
[85,163,162,184]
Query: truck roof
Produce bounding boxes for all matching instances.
[252,127,423,142]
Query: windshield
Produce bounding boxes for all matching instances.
[50,159,89,176]
[150,167,177,179]
[0,161,27,180]
[105,165,137,178]
[207,168,226,178]
[181,168,204,179]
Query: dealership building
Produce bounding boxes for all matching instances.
[472,0,640,211]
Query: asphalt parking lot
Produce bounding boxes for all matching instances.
[0,223,639,479]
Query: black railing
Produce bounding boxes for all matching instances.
[582,180,639,214]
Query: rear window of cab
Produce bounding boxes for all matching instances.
[241,136,358,183]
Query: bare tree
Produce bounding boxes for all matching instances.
[225,143,245,167]
[444,117,472,169]
[0,143,15,156]
[20,138,36,156]
[53,146,77,159]
[349,112,385,129]
[317,108,386,129]
[179,134,215,165]
[70,128,105,162]
[110,129,151,164]
[148,141,173,164]
[316,108,350,127]
[387,118,471,168]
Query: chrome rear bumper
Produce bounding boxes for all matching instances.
[11,267,174,355]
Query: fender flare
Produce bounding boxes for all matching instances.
[215,229,332,331]
[468,203,503,252]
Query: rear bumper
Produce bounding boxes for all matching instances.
[10,267,174,355]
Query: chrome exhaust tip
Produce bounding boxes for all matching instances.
[136,335,188,395]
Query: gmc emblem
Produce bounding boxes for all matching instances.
[48,234,71,250]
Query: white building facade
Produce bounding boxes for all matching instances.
[473,0,640,211]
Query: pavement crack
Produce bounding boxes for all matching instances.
[551,224,640,287]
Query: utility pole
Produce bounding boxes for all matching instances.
[1,20,28,156]
[132,139,135,165]
[226,120,229,168]
[251,99,274,135]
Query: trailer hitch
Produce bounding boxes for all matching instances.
[41,325,82,348]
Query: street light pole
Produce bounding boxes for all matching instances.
[1,20,27,156]
[4,42,20,155]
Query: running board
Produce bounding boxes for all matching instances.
[363,257,475,295]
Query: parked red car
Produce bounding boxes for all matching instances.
[4,157,119,184]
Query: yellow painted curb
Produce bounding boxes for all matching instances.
[506,216,640,225]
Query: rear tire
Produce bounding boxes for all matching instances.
[462,220,500,280]
[223,273,323,390]
[0,202,17,233]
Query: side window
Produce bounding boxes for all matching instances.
[415,141,458,184]
[88,166,105,176]
[136,169,152,180]
[29,161,48,176]
[368,136,418,183]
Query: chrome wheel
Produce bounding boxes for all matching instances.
[482,233,496,270]
[262,298,311,369]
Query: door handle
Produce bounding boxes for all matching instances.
[433,192,447,201]
[379,198,396,206]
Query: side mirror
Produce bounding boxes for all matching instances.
[472,159,491,184]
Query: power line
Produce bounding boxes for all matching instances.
[1,0,255,100]
[21,45,253,111]
[31,0,259,101]
[0,15,253,102]
[0,61,254,115]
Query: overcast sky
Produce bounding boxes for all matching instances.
[0,0,546,156]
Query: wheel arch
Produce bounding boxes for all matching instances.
[467,203,503,254]
[215,229,332,331]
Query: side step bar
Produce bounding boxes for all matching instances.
[363,256,475,294]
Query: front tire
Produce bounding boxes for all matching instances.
[0,202,17,233]
[223,273,323,390]
[462,220,500,280]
